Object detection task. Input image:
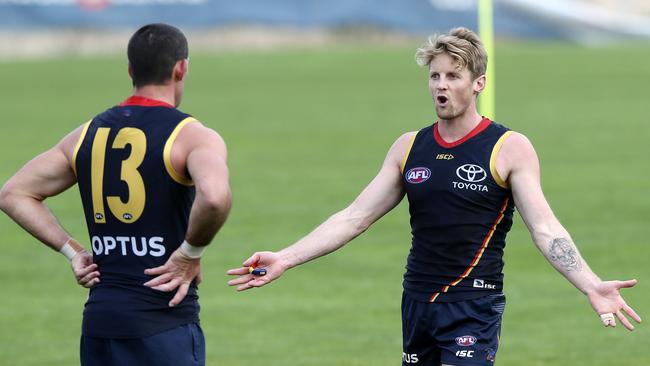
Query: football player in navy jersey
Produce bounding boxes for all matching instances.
[0,24,231,366]
[228,27,640,365]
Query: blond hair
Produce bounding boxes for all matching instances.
[415,27,487,80]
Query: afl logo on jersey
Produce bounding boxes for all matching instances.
[405,167,431,184]
[456,164,487,183]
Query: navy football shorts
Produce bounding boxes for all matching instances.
[402,292,506,366]
[80,322,205,366]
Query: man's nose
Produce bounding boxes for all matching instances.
[436,77,448,89]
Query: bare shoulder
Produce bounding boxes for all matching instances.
[496,131,540,181]
[389,131,418,162]
[394,131,418,147]
[175,119,227,158]
[58,121,92,162]
[178,120,226,145]
[499,131,538,162]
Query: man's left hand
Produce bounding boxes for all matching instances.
[71,250,100,288]
[587,279,642,330]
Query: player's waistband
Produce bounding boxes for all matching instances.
[82,283,199,338]
[403,282,502,303]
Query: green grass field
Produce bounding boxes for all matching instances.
[1,41,649,365]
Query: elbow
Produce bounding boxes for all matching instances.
[198,185,232,214]
[0,180,43,215]
[342,205,371,236]
[529,227,546,243]
[354,218,371,235]
[0,182,13,214]
[528,223,555,248]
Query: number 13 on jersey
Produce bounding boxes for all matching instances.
[91,127,147,224]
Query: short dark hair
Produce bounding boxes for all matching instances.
[127,23,188,87]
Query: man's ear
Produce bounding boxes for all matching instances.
[174,59,188,81]
[474,74,486,94]
[128,63,134,78]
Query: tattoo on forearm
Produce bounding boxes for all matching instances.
[548,237,582,272]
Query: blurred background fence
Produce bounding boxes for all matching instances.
[1,0,650,60]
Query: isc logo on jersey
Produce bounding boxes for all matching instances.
[405,167,431,184]
[453,164,488,192]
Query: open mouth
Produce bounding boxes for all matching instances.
[436,95,449,106]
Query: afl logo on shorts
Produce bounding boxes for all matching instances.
[405,167,431,184]
[455,335,477,346]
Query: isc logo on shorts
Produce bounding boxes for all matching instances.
[455,335,477,359]
[405,167,431,184]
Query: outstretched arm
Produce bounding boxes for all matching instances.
[0,124,99,288]
[499,132,641,330]
[227,132,415,291]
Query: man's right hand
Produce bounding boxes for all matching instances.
[71,251,100,288]
[227,251,289,291]
[143,249,202,307]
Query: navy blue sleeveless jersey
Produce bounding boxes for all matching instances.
[401,118,515,302]
[72,96,198,338]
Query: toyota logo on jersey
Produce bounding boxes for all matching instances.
[405,167,431,184]
[456,164,487,183]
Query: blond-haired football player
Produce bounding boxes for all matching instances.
[228,27,640,365]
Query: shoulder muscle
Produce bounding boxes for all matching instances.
[59,122,92,165]
[389,131,418,172]
[170,120,227,182]
[496,131,539,184]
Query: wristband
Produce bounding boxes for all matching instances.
[179,240,205,259]
[60,238,80,261]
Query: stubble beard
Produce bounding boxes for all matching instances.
[435,100,472,122]
[435,104,459,121]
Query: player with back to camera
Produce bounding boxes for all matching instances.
[227,27,641,365]
[0,23,231,366]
